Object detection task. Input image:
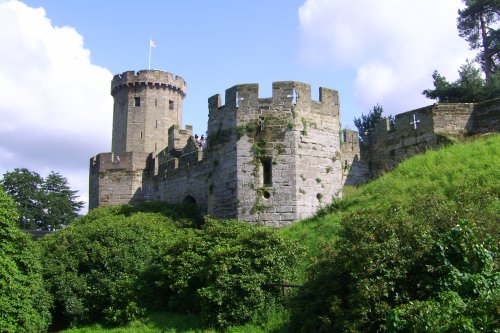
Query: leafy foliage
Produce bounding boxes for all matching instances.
[353,103,384,135]
[0,187,51,332]
[385,221,499,332]
[43,171,84,228]
[1,168,84,229]
[422,60,500,102]
[39,208,180,327]
[289,135,500,332]
[1,168,45,229]
[457,0,500,81]
[157,218,301,327]
[423,0,500,103]
[40,207,300,329]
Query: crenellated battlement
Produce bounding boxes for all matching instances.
[347,99,500,181]
[208,81,339,117]
[157,137,205,176]
[341,130,360,151]
[362,103,478,147]
[89,152,151,173]
[111,70,187,97]
[88,151,152,209]
[167,124,193,154]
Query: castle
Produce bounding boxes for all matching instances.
[89,69,500,226]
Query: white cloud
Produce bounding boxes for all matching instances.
[298,0,475,116]
[0,0,113,211]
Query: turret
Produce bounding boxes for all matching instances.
[111,69,187,154]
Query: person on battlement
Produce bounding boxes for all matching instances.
[200,135,206,151]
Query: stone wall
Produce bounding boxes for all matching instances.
[472,98,500,133]
[203,90,239,219]
[229,83,299,226]
[432,103,475,134]
[292,83,342,220]
[341,129,370,186]
[89,152,151,208]
[347,99,500,184]
[155,136,209,213]
[203,81,342,226]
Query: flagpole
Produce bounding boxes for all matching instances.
[148,37,152,70]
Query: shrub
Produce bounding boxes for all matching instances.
[40,207,300,329]
[290,203,499,332]
[39,209,180,327]
[158,218,301,327]
[0,188,51,332]
[385,220,499,332]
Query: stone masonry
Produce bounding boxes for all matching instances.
[341,98,500,183]
[89,69,499,226]
[90,69,342,226]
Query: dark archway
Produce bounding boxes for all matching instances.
[183,195,197,205]
[182,195,203,227]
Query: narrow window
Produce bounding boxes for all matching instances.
[155,120,158,129]
[140,131,143,139]
[155,142,157,151]
[169,100,174,110]
[134,97,141,107]
[155,98,158,106]
[261,157,272,186]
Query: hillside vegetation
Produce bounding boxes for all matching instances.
[287,134,499,332]
[0,186,51,332]
[4,135,494,333]
[37,202,299,332]
[283,134,499,262]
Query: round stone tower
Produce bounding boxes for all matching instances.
[110,69,187,154]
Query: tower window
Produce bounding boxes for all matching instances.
[169,100,174,110]
[140,131,143,139]
[134,97,141,107]
[155,120,158,129]
[261,157,272,186]
[155,99,158,106]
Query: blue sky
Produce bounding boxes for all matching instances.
[0,0,473,210]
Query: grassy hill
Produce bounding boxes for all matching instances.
[281,134,499,276]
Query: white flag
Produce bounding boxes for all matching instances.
[150,39,156,48]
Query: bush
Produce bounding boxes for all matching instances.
[39,209,180,327]
[40,207,300,329]
[385,221,499,332]
[290,202,499,332]
[158,218,301,327]
[0,188,51,332]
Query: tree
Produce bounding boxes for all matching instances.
[422,61,488,102]
[43,171,84,229]
[0,168,84,229]
[423,1,500,104]
[353,103,386,135]
[457,0,500,82]
[0,168,45,229]
[0,188,52,332]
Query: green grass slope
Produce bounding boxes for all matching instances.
[282,134,500,274]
